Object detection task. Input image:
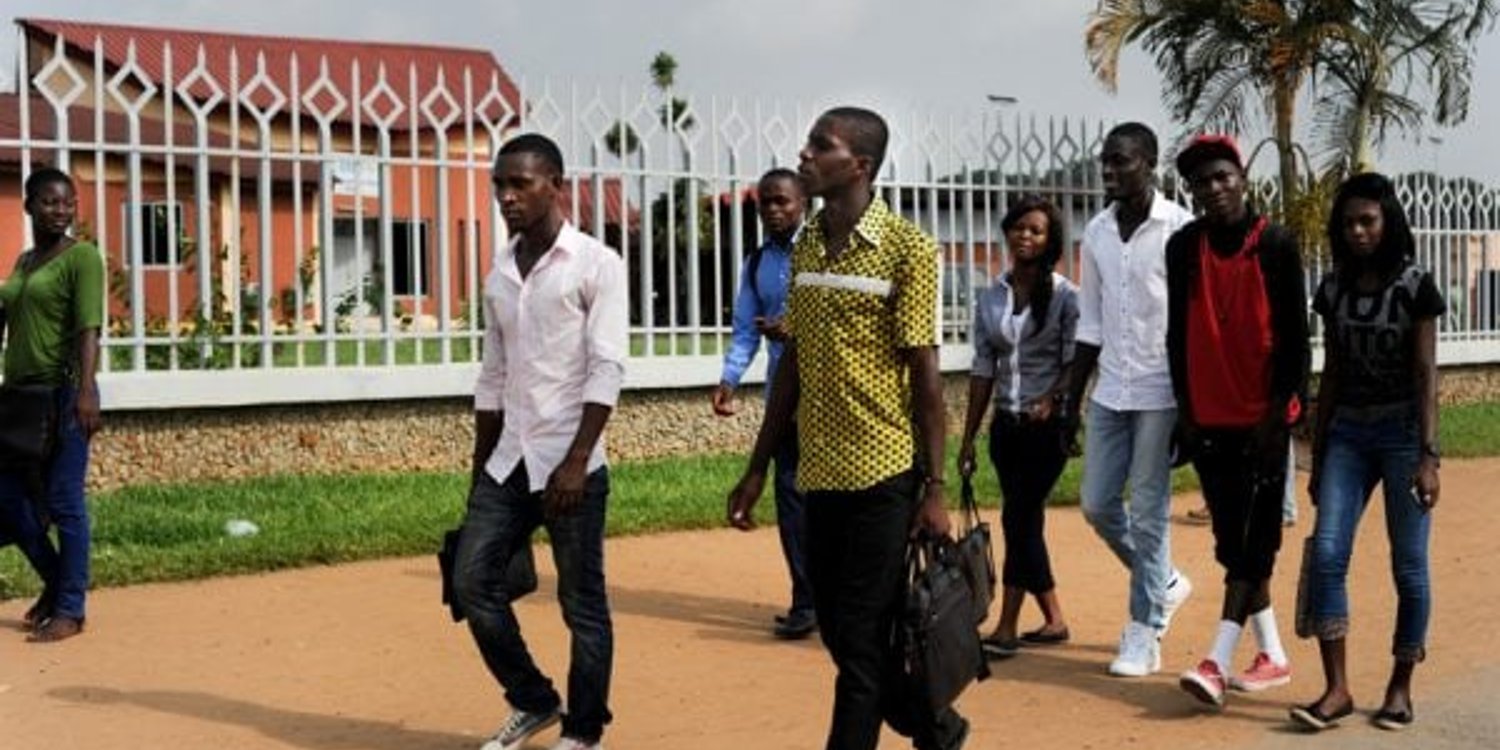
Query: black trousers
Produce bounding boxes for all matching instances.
[1193,428,1288,584]
[806,470,965,750]
[989,414,1068,594]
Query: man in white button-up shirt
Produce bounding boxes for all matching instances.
[454,134,627,750]
[1062,123,1195,680]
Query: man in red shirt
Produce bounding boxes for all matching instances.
[1165,135,1309,709]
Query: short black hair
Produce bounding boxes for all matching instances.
[822,107,890,177]
[497,133,564,176]
[758,167,802,194]
[24,166,74,202]
[1327,172,1415,282]
[1105,122,1159,165]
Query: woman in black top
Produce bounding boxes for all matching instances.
[1291,173,1444,732]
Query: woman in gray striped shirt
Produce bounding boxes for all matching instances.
[958,195,1080,659]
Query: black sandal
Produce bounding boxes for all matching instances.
[1019,626,1070,645]
[980,633,1021,659]
[1372,706,1414,731]
[1289,700,1355,731]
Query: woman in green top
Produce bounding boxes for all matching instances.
[0,167,104,642]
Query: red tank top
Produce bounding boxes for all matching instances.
[1187,218,1273,428]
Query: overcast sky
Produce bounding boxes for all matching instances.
[4,0,1498,180]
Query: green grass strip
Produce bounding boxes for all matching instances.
[2,401,1495,599]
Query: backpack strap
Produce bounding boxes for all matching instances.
[746,246,765,302]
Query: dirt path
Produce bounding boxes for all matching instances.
[3,460,1498,749]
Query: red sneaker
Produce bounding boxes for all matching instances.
[1179,659,1227,707]
[1230,651,1291,692]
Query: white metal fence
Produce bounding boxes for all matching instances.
[3,31,1498,408]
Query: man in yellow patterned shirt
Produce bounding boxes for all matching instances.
[726,107,967,750]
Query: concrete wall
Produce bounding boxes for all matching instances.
[87,366,1500,492]
[88,378,971,492]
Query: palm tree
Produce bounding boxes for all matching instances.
[1085,1,1498,203]
[604,51,694,157]
[1085,0,1359,209]
[1312,1,1497,173]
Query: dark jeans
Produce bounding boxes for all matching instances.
[1192,428,1287,584]
[807,470,965,750]
[989,414,1067,594]
[773,428,814,615]
[0,385,91,619]
[452,464,613,742]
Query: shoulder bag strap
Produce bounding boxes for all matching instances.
[960,475,981,534]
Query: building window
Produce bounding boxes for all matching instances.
[125,202,184,267]
[392,219,430,297]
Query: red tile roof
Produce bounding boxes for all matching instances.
[559,178,639,233]
[323,178,636,233]
[19,18,522,132]
[1,92,234,148]
[0,92,321,181]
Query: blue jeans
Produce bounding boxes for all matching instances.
[773,428,813,616]
[1079,402,1177,629]
[1309,407,1430,661]
[453,464,613,742]
[0,385,91,619]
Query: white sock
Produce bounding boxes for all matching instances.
[1209,620,1242,672]
[1250,606,1288,666]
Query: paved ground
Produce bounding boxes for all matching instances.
[3,459,1498,749]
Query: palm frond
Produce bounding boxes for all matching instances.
[1084,0,1153,91]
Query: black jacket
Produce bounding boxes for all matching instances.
[1165,215,1310,426]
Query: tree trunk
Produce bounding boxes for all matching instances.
[1351,106,1375,174]
[1273,83,1299,216]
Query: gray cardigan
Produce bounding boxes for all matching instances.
[970,272,1079,414]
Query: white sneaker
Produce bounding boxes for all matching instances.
[480,707,561,750]
[550,738,603,750]
[1108,621,1161,677]
[1159,571,1193,637]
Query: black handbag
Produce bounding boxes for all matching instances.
[0,383,60,467]
[954,476,996,625]
[902,535,989,713]
[438,525,539,623]
[1293,534,1317,638]
[0,261,63,468]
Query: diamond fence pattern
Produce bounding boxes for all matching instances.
[3,33,1497,406]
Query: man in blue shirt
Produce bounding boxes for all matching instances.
[711,167,813,639]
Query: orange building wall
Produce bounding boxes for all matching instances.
[0,177,25,262]
[342,161,496,318]
[4,159,502,324]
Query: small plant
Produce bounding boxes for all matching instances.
[334,268,386,319]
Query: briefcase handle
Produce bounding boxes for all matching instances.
[907,531,958,576]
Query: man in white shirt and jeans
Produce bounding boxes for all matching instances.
[1062,122,1195,677]
[455,133,628,750]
